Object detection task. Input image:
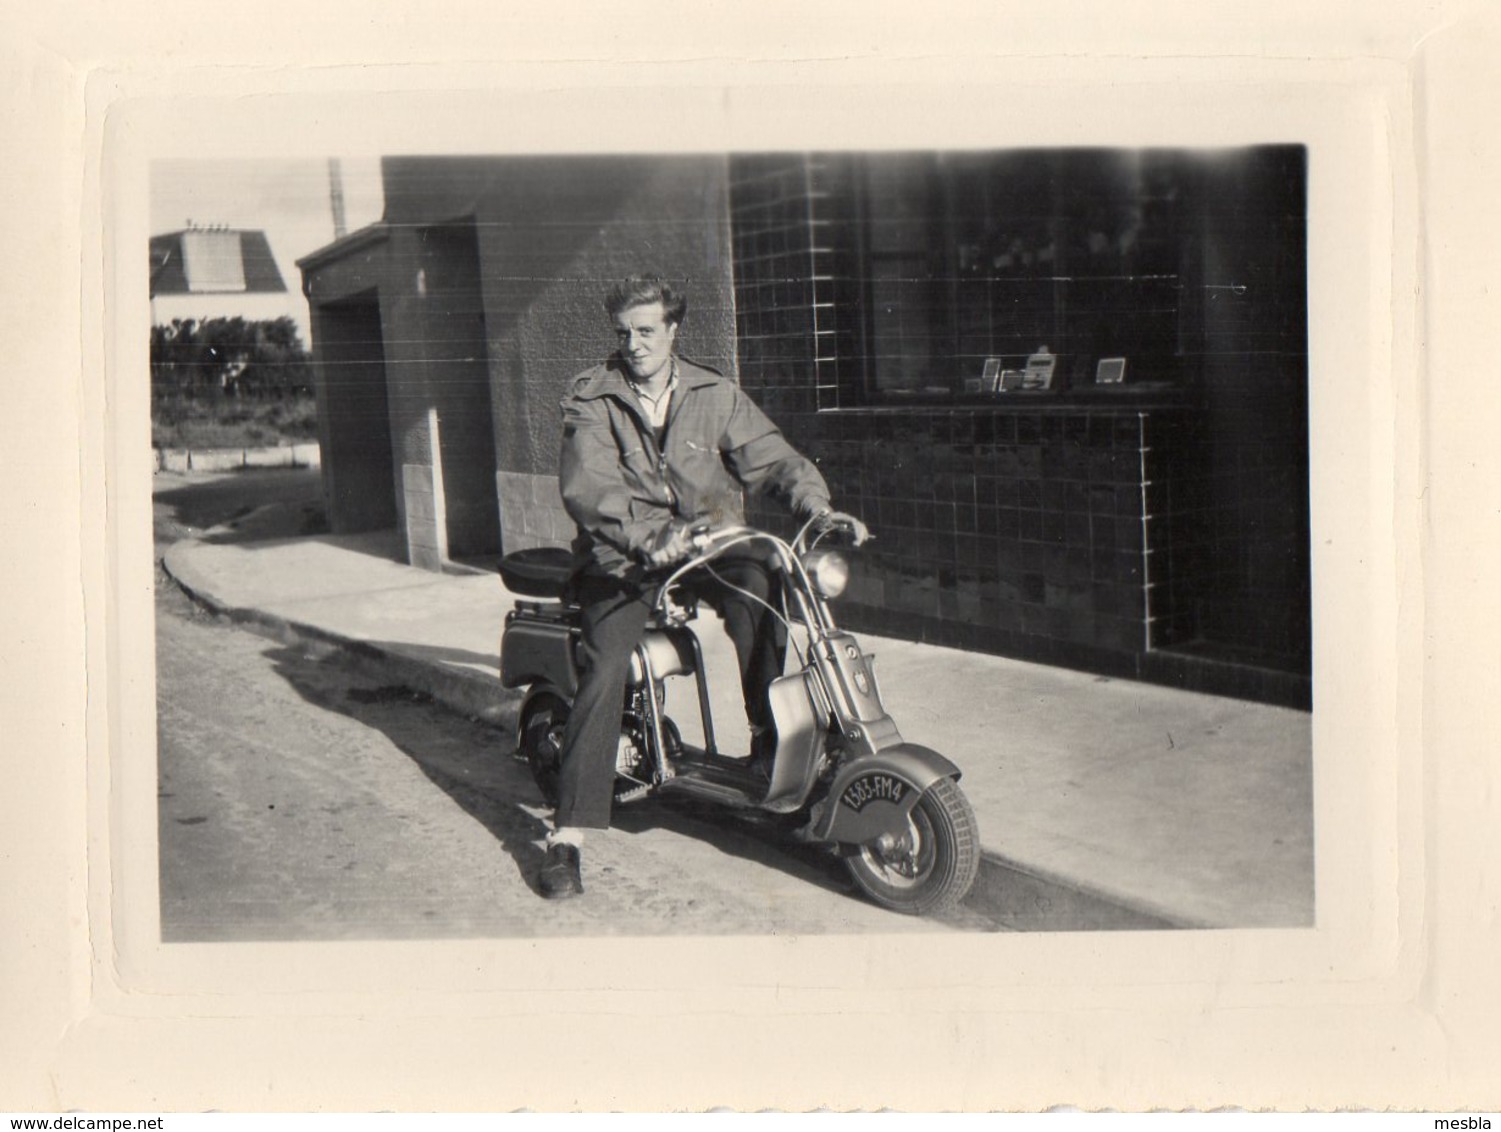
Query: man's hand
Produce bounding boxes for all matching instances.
[814,509,871,546]
[645,522,694,568]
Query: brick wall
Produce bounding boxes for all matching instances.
[728,150,1310,705]
[728,153,1183,678]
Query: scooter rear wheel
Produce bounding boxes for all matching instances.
[845,776,980,916]
[518,694,680,810]
[519,694,570,809]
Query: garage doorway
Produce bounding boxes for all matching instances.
[312,291,397,535]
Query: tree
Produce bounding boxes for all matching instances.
[150,316,313,402]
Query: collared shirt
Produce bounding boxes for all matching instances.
[627,358,678,435]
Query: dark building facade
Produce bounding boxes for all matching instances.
[727,148,1309,706]
[298,149,1309,707]
[297,156,736,569]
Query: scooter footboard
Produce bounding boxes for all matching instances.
[815,744,962,845]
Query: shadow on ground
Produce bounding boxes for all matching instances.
[260,643,883,913]
[261,644,551,893]
[361,639,501,674]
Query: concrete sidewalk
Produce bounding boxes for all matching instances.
[161,528,1314,931]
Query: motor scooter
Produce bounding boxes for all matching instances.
[497,516,979,915]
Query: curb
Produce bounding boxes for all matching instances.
[161,542,519,729]
[156,443,321,473]
[160,543,1196,932]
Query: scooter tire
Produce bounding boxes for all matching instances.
[519,694,570,810]
[844,776,980,916]
[518,695,677,811]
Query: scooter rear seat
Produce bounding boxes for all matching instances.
[499,546,575,599]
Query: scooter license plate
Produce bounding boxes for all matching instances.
[839,771,911,814]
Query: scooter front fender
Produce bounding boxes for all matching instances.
[815,744,962,846]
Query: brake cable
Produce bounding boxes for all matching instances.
[696,560,814,664]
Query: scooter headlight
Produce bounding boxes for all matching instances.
[802,549,850,599]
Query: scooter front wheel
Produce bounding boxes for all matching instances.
[845,776,980,916]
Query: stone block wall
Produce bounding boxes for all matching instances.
[497,471,573,553]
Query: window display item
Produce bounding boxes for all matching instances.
[1021,346,1057,390]
[1096,357,1127,384]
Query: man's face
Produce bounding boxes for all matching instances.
[613,301,678,382]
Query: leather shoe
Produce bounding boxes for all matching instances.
[538,843,583,899]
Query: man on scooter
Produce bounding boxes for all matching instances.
[539,275,868,899]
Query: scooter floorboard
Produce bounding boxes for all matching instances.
[659,747,766,808]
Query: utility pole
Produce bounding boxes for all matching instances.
[328,157,348,240]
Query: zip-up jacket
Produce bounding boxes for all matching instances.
[559,355,832,578]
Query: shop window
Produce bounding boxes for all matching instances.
[842,149,1191,404]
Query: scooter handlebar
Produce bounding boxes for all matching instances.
[688,521,752,553]
[652,518,874,618]
[801,509,872,550]
[652,524,783,616]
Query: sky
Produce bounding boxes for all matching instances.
[150,157,385,339]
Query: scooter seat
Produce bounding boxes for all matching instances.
[499,547,575,599]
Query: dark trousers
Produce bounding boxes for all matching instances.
[554,554,787,830]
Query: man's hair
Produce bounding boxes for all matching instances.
[603,276,688,326]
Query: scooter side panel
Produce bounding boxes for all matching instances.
[815,744,963,845]
[763,670,829,813]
